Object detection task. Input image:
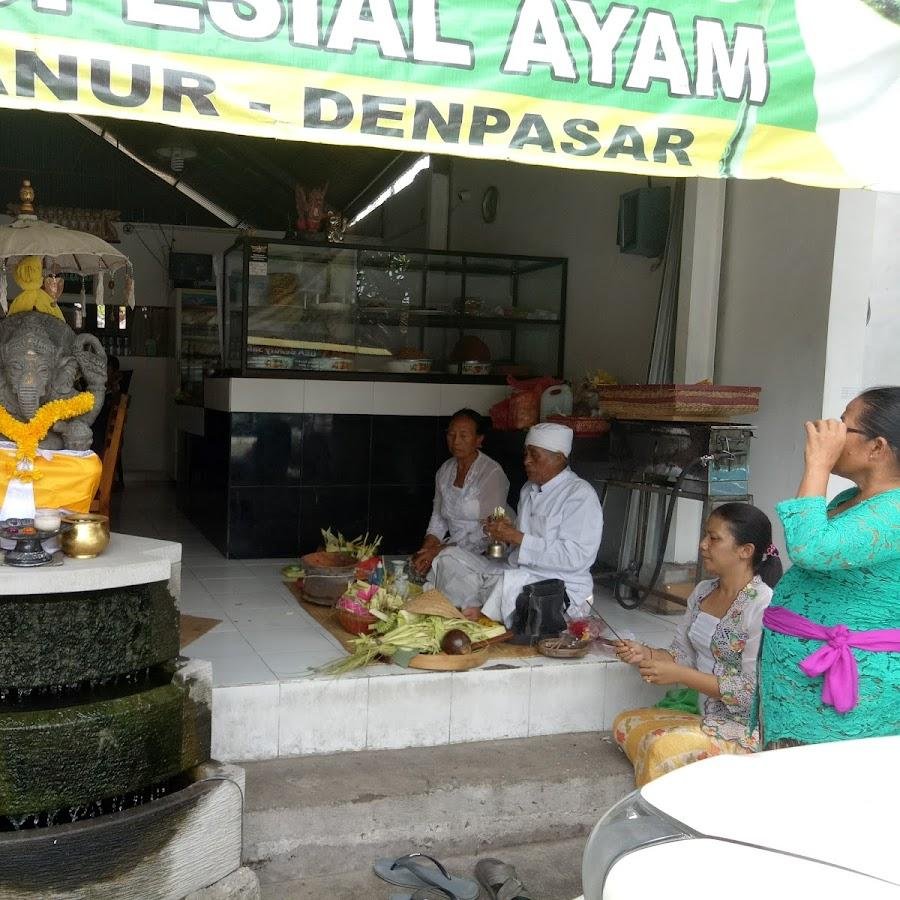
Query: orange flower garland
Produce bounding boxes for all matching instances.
[0,392,95,481]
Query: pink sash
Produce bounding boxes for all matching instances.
[763,606,900,714]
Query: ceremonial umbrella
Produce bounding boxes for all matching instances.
[0,180,133,311]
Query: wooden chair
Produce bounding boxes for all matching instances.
[91,393,129,520]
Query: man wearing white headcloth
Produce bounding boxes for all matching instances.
[425,422,603,626]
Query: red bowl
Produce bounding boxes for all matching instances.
[355,556,381,580]
[337,607,378,635]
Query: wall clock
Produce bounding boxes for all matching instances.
[481,186,499,223]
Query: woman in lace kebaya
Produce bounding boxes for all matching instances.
[411,409,509,577]
[759,387,900,749]
[613,504,783,787]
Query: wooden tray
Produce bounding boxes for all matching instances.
[407,647,489,671]
[471,629,514,650]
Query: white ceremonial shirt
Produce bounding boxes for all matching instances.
[497,467,604,615]
[428,467,603,626]
[425,452,510,554]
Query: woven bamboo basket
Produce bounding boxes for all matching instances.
[537,637,591,659]
[547,415,611,436]
[594,384,760,420]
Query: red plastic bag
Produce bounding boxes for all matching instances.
[506,375,562,396]
[489,397,511,430]
[509,391,539,429]
[490,375,563,430]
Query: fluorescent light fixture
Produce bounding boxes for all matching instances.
[69,115,245,228]
[349,156,431,227]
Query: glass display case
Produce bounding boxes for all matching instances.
[223,239,566,380]
[175,288,221,403]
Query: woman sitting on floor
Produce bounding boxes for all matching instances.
[612,503,783,787]
[411,409,509,577]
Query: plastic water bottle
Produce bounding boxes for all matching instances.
[391,560,408,598]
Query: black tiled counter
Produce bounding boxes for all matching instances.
[179,409,440,557]
[177,379,610,559]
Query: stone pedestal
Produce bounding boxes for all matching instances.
[0,534,245,899]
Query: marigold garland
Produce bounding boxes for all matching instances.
[0,392,95,481]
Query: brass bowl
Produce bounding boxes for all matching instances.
[60,513,110,559]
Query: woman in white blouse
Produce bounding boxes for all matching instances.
[612,503,783,786]
[411,409,510,577]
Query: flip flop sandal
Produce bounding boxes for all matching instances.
[374,853,480,900]
[474,858,534,900]
[390,888,455,900]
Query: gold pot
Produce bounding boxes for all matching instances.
[60,513,110,559]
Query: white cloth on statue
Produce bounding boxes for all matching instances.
[427,467,603,626]
[425,452,510,554]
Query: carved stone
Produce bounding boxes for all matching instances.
[0,311,106,450]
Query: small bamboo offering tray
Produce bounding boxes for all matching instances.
[537,636,591,659]
[407,647,490,671]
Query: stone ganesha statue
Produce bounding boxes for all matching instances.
[0,311,106,451]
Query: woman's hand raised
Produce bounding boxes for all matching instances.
[797,418,847,498]
[804,419,847,472]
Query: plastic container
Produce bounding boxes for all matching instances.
[540,384,573,421]
[34,508,62,532]
[390,560,409,598]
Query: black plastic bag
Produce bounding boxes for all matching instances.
[510,579,570,645]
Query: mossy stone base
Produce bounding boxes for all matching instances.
[0,765,243,898]
[0,580,178,689]
[0,660,212,817]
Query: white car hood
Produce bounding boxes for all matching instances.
[641,736,900,885]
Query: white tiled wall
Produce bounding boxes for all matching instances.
[366,671,454,750]
[449,667,531,743]
[304,380,374,414]
[203,378,508,417]
[210,657,674,761]
[229,378,304,414]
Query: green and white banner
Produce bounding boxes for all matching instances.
[1,1,898,189]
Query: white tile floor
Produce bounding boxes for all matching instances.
[114,484,679,760]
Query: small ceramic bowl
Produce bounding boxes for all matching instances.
[34,508,62,532]
[387,358,433,373]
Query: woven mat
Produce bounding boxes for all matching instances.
[180,613,221,649]
[286,581,539,659]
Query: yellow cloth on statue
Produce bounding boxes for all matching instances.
[7,289,65,320]
[7,256,65,320]
[612,707,751,788]
[0,445,101,514]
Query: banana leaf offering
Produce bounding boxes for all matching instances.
[314,606,506,676]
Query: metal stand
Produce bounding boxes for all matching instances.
[597,420,755,610]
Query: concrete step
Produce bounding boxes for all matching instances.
[259,836,586,900]
[242,732,633,887]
